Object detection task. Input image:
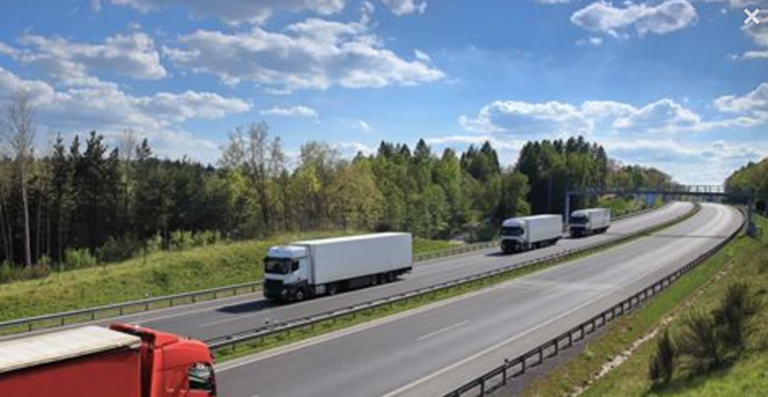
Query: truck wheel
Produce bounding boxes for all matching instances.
[387,272,397,283]
[327,283,338,296]
[371,275,379,286]
[294,289,306,302]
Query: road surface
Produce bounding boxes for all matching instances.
[215,203,741,397]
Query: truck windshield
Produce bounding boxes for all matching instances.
[570,215,589,225]
[501,226,524,236]
[265,258,291,275]
[189,363,216,393]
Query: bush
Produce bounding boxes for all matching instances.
[170,230,194,251]
[713,282,760,352]
[677,311,726,373]
[95,235,142,263]
[0,261,16,283]
[649,329,676,386]
[145,233,163,254]
[64,248,99,270]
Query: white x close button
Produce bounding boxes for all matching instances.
[744,8,760,25]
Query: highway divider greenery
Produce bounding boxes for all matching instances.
[210,204,700,363]
[517,214,765,397]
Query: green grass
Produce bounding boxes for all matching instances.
[0,231,454,324]
[519,214,766,397]
[412,238,456,254]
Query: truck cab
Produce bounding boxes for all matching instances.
[264,245,311,301]
[501,218,526,253]
[569,210,590,237]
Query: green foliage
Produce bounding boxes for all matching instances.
[649,329,676,386]
[63,248,98,270]
[677,311,727,373]
[712,282,760,352]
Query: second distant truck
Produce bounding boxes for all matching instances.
[569,208,611,237]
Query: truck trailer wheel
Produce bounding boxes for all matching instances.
[327,283,338,296]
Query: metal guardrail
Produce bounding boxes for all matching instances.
[442,208,744,397]
[0,203,672,337]
[0,281,264,335]
[206,204,695,354]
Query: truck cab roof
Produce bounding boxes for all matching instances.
[267,245,309,259]
[0,326,141,375]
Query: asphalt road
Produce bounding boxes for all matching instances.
[0,202,691,345]
[215,203,741,397]
[128,202,693,341]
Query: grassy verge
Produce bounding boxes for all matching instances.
[518,214,763,397]
[0,232,453,324]
[212,206,700,363]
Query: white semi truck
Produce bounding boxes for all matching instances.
[263,233,412,301]
[569,208,611,237]
[500,214,563,254]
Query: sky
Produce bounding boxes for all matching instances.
[0,0,767,184]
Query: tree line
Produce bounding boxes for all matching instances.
[725,158,768,214]
[0,95,673,269]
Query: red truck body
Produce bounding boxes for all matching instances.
[0,324,217,397]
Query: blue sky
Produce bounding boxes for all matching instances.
[0,0,767,184]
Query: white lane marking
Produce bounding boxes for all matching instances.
[379,204,733,397]
[417,320,470,342]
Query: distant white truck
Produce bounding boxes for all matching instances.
[569,208,611,237]
[500,215,563,254]
[263,233,412,302]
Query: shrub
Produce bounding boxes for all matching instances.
[145,233,163,254]
[649,329,676,386]
[170,230,194,251]
[64,248,98,270]
[0,261,16,283]
[95,235,142,263]
[677,311,726,373]
[713,282,760,352]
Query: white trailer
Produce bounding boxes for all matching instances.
[500,214,562,254]
[569,208,611,237]
[263,233,412,301]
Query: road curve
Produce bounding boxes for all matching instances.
[215,203,741,397]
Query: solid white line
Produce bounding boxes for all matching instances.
[417,320,470,342]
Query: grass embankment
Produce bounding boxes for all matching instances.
[212,206,699,362]
[599,195,662,218]
[0,232,453,324]
[519,215,765,397]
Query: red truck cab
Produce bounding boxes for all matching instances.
[0,323,217,397]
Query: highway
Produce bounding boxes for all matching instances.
[0,202,691,345]
[118,202,694,340]
[215,203,742,397]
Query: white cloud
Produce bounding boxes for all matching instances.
[336,141,375,156]
[424,135,522,151]
[603,138,768,184]
[534,0,573,4]
[0,67,250,162]
[713,83,768,116]
[414,49,432,62]
[571,0,698,38]
[576,36,604,46]
[163,18,444,92]
[261,105,319,118]
[459,94,765,137]
[94,0,346,25]
[380,0,427,15]
[358,119,373,132]
[1,33,166,84]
